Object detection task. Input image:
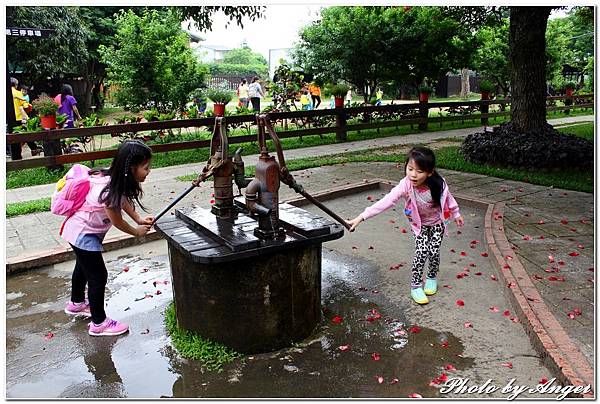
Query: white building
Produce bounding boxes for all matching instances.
[192,44,233,63]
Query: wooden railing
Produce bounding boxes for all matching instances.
[6,94,593,172]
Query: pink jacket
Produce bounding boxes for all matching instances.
[360,176,461,236]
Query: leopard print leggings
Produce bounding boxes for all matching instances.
[411,223,445,288]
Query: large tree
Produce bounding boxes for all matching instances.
[509,7,553,132]
[6,7,89,83]
[207,46,269,78]
[293,6,470,103]
[99,9,209,113]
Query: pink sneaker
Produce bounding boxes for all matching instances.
[88,318,129,336]
[65,300,91,318]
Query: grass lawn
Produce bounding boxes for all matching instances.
[556,122,594,141]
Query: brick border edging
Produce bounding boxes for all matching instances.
[4,179,595,397]
[485,202,594,398]
[6,230,163,275]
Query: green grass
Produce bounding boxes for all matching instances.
[164,302,242,372]
[6,197,51,218]
[556,123,594,141]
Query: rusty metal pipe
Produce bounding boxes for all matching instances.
[257,114,351,231]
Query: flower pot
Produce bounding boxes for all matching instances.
[40,114,57,130]
[213,103,226,117]
[419,92,429,102]
[481,91,490,100]
[565,88,574,97]
[334,96,344,107]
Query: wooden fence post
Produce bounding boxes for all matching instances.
[335,106,347,141]
[42,131,64,170]
[418,99,429,131]
[480,94,489,126]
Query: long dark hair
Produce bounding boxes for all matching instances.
[95,140,153,211]
[405,146,444,207]
[60,84,74,106]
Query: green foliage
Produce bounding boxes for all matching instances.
[6,7,89,82]
[165,302,241,372]
[478,80,494,92]
[472,19,510,95]
[293,7,469,103]
[557,123,593,141]
[223,46,267,66]
[56,114,68,126]
[12,116,41,134]
[32,94,58,116]
[418,85,434,94]
[100,9,209,113]
[206,87,234,104]
[6,198,52,218]
[330,84,350,97]
[208,63,268,78]
[174,6,265,31]
[269,62,305,111]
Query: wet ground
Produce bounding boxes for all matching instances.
[6,191,554,398]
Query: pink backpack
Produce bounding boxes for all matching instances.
[51,164,102,235]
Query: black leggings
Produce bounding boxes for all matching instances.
[70,244,108,324]
[311,95,321,108]
[250,97,261,111]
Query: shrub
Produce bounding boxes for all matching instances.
[418,85,434,94]
[206,88,234,104]
[330,84,350,97]
[32,93,58,116]
[478,80,494,92]
[461,122,593,170]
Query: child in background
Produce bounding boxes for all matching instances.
[300,90,312,110]
[62,140,154,336]
[347,146,464,305]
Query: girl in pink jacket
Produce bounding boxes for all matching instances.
[347,147,464,305]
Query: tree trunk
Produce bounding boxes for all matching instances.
[509,7,552,132]
[459,67,470,98]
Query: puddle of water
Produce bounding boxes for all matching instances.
[6,250,473,398]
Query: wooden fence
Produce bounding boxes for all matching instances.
[6,94,594,172]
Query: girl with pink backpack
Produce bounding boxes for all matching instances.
[59,140,154,336]
[346,147,464,305]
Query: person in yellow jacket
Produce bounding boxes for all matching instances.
[308,82,321,109]
[300,90,312,110]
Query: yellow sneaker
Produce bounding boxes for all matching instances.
[411,287,429,304]
[424,278,437,296]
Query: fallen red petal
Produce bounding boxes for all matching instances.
[445,364,457,371]
[390,378,399,384]
[338,344,351,351]
[464,322,473,328]
[460,251,467,256]
[456,300,465,307]
[490,306,499,312]
[44,332,54,340]
[568,251,580,257]
[376,375,384,384]
[371,352,381,361]
[503,310,510,317]
[481,252,489,257]
[408,393,423,398]
[332,315,343,324]
[409,326,421,334]
[491,275,498,281]
[539,377,548,384]
[501,362,513,369]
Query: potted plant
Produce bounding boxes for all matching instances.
[418,85,433,102]
[478,80,494,100]
[56,113,68,129]
[206,88,234,117]
[32,93,59,129]
[564,82,576,97]
[330,84,350,107]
